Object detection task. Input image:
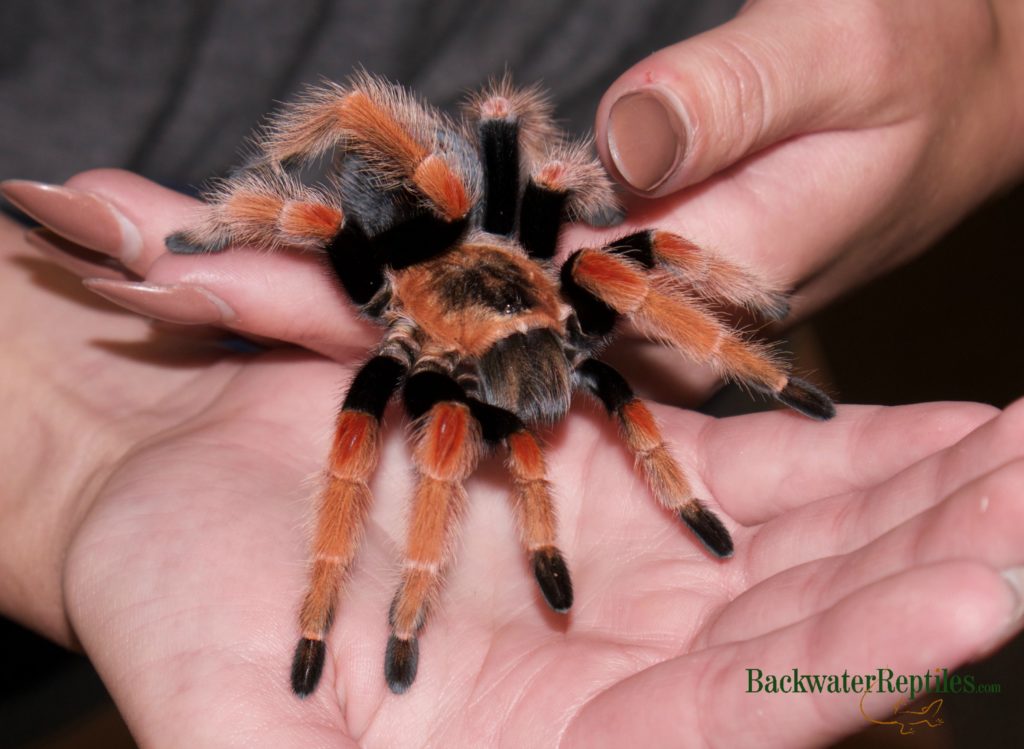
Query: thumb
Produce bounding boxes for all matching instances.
[596,2,891,196]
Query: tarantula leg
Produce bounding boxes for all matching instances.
[518,174,567,260]
[563,248,835,420]
[388,372,574,692]
[166,168,344,254]
[323,204,474,309]
[474,101,520,236]
[468,398,573,612]
[258,79,354,165]
[519,143,617,260]
[321,219,384,307]
[606,230,790,321]
[386,386,482,693]
[290,355,407,698]
[464,77,558,236]
[505,428,573,611]
[262,74,476,223]
[576,358,733,557]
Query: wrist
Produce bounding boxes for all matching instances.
[0,215,113,645]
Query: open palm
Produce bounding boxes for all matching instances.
[4,172,1022,748]
[58,336,1024,749]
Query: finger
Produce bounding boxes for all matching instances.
[24,228,132,281]
[745,398,1024,576]
[689,401,999,525]
[2,170,194,276]
[706,458,1024,647]
[563,560,1020,748]
[595,1,914,197]
[5,169,380,360]
[84,249,380,361]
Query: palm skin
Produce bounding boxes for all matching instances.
[52,344,1024,749]
[18,282,1015,749]
[2,180,1022,748]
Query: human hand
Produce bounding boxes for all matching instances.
[0,169,728,403]
[3,180,1023,747]
[586,0,1024,316]
[57,371,1024,749]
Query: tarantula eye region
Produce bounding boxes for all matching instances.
[437,267,536,314]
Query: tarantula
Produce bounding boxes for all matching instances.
[166,73,835,697]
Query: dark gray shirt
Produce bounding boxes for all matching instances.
[0,0,740,187]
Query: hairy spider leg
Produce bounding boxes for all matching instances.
[168,78,479,264]
[562,248,835,420]
[321,207,471,311]
[166,169,345,254]
[505,428,573,611]
[474,101,521,236]
[462,77,617,259]
[290,354,408,697]
[576,358,733,558]
[468,398,573,612]
[518,167,568,260]
[463,76,561,164]
[384,371,484,694]
[259,74,476,222]
[387,371,574,693]
[605,230,791,321]
[518,141,617,261]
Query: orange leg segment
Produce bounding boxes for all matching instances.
[166,169,344,254]
[649,230,790,320]
[577,357,733,558]
[291,355,407,698]
[385,401,481,693]
[506,430,572,612]
[572,248,786,390]
[568,248,834,420]
[259,74,474,222]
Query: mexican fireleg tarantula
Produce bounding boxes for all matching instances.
[166,72,835,697]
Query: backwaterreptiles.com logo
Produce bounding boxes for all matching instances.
[745,667,1003,736]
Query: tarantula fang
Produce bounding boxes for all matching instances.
[165,72,835,698]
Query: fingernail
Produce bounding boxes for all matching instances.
[1000,565,1024,630]
[977,565,1024,657]
[24,228,128,280]
[83,279,235,325]
[607,88,688,192]
[1,180,143,262]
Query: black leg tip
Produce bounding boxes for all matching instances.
[532,547,574,613]
[678,501,734,558]
[385,635,419,694]
[777,376,836,421]
[165,231,225,254]
[290,637,326,698]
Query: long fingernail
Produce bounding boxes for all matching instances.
[82,279,235,325]
[0,180,143,262]
[24,228,128,280]
[607,88,688,192]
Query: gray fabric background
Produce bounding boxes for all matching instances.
[0,0,742,187]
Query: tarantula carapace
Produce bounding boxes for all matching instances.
[166,73,835,697]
